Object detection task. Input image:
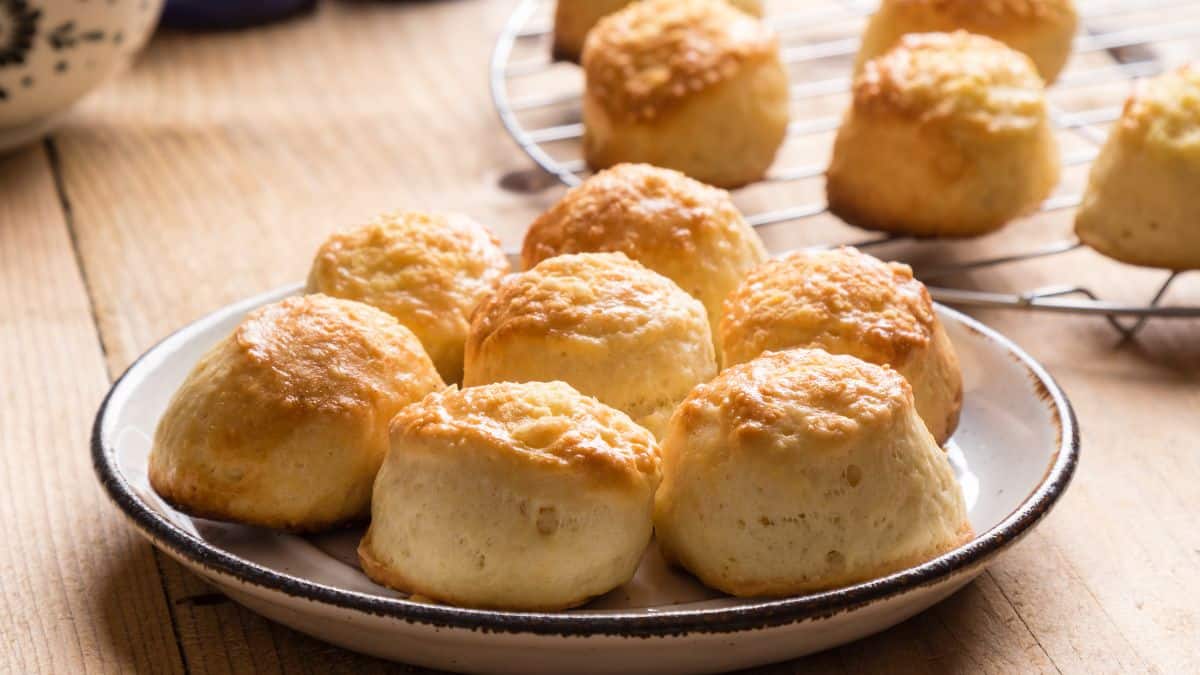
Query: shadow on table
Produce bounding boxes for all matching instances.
[96,543,433,673]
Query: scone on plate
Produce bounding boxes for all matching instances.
[828,31,1060,238]
[720,247,962,445]
[307,211,510,384]
[359,381,661,611]
[654,348,973,597]
[1075,65,1200,271]
[553,0,763,63]
[464,252,717,439]
[149,294,445,532]
[582,0,790,188]
[522,163,767,358]
[855,0,1078,83]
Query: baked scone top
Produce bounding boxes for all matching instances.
[721,248,935,366]
[307,211,509,321]
[391,381,661,485]
[232,294,444,415]
[522,163,756,267]
[1119,64,1200,159]
[855,31,1046,128]
[471,252,707,344]
[582,0,779,123]
[674,348,911,446]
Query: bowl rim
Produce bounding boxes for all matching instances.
[92,283,1079,638]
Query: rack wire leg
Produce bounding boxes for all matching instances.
[1116,271,1182,341]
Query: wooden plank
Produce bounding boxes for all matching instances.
[49,0,1200,673]
[973,305,1200,675]
[51,2,531,673]
[0,145,183,673]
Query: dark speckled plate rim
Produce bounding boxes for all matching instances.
[91,284,1079,638]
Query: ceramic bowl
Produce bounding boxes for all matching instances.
[0,0,162,151]
[92,282,1078,674]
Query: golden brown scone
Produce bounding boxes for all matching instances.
[522,163,767,359]
[464,252,716,439]
[307,211,510,384]
[359,381,661,611]
[1075,65,1200,271]
[553,0,763,63]
[855,0,1078,84]
[720,247,962,444]
[149,295,445,532]
[582,0,789,188]
[654,348,973,597]
[828,31,1060,238]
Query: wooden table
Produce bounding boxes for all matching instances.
[2,1,1198,672]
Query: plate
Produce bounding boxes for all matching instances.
[93,283,1078,675]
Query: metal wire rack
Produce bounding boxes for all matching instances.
[490,0,1200,338]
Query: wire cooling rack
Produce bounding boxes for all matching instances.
[490,0,1200,338]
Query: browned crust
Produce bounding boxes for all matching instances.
[675,349,912,444]
[389,382,662,486]
[582,0,779,124]
[852,31,1045,125]
[521,162,749,270]
[721,248,939,368]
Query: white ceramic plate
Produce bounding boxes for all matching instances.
[93,283,1078,675]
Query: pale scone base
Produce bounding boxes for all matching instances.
[661,522,976,598]
[1075,138,1200,271]
[827,113,1060,238]
[357,534,602,612]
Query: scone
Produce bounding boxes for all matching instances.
[720,248,962,444]
[359,381,661,611]
[654,348,973,597]
[149,294,445,532]
[553,0,763,63]
[855,0,1079,83]
[828,31,1060,238]
[522,163,767,357]
[1075,65,1200,271]
[582,0,790,188]
[307,210,510,384]
[464,252,716,438]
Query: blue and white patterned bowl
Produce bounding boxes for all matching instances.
[0,0,162,151]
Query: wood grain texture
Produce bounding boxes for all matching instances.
[25,0,1200,672]
[0,146,183,674]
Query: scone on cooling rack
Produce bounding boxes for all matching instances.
[307,211,510,384]
[654,348,973,597]
[1074,64,1200,271]
[553,0,764,63]
[149,295,445,532]
[359,381,661,611]
[827,31,1060,238]
[522,163,767,358]
[581,0,790,188]
[464,252,717,439]
[720,247,962,445]
[855,0,1079,84]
